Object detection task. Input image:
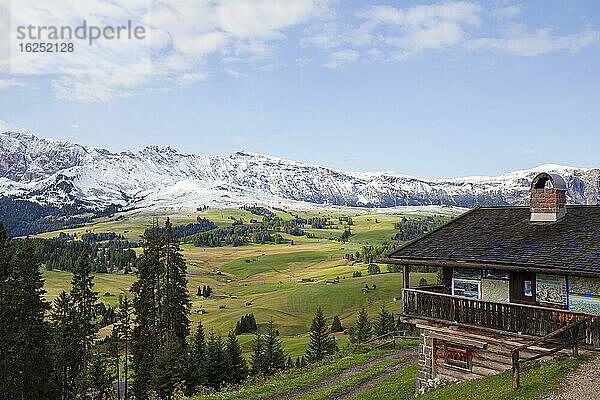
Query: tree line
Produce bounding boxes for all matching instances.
[0,217,365,400]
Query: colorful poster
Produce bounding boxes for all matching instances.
[454,268,481,280]
[536,274,567,305]
[569,277,600,296]
[453,279,481,299]
[482,278,509,303]
[568,293,600,315]
[524,281,532,297]
[483,269,510,280]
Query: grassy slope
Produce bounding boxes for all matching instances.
[186,348,401,400]
[350,356,590,400]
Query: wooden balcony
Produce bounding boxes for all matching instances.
[402,287,600,346]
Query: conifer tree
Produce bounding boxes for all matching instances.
[225,331,248,383]
[263,320,286,375]
[50,291,80,400]
[306,308,336,362]
[350,308,371,343]
[117,295,132,400]
[374,305,395,337]
[86,352,114,400]
[4,238,52,399]
[188,321,207,389]
[159,218,190,346]
[250,330,265,375]
[132,219,163,399]
[331,315,343,332]
[204,331,226,389]
[0,222,12,395]
[71,250,99,382]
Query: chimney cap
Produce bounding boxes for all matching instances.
[531,172,567,191]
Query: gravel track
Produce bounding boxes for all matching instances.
[267,348,416,400]
[543,353,600,400]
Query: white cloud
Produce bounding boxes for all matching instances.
[70,124,79,129]
[491,5,522,19]
[8,0,331,102]
[521,149,537,155]
[323,49,359,68]
[0,120,10,131]
[295,56,311,66]
[0,79,28,90]
[467,29,600,56]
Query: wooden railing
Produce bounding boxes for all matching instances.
[511,316,591,388]
[402,288,600,346]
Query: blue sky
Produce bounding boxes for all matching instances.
[0,0,599,178]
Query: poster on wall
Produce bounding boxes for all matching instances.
[454,268,481,280]
[536,274,567,305]
[453,279,481,299]
[568,276,600,315]
[524,281,532,297]
[483,269,510,280]
[483,278,509,303]
[568,293,600,315]
[569,277,600,296]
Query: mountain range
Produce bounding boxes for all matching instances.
[1,129,599,212]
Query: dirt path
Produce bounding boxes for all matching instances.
[542,353,600,400]
[328,355,416,400]
[268,348,416,400]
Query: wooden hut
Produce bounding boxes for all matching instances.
[378,172,600,391]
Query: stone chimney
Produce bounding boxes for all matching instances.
[530,172,567,222]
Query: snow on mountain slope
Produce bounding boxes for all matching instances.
[1,129,599,211]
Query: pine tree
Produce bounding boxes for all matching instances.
[204,331,226,389]
[306,308,336,362]
[188,321,207,389]
[71,250,99,384]
[86,352,114,400]
[250,330,265,375]
[50,291,80,400]
[263,321,286,375]
[109,325,121,400]
[159,218,190,346]
[350,308,371,343]
[374,305,395,337]
[286,355,294,369]
[225,332,248,383]
[331,315,343,332]
[132,219,163,399]
[117,295,132,400]
[3,238,52,399]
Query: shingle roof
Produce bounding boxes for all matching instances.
[386,206,600,275]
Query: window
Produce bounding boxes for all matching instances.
[443,343,471,371]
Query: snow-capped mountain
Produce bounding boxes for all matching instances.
[1,129,600,211]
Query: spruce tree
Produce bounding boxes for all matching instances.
[250,330,265,375]
[263,320,286,374]
[331,315,343,332]
[306,308,336,362]
[225,331,248,383]
[71,250,99,383]
[132,219,163,399]
[350,308,371,343]
[117,295,132,400]
[50,291,80,400]
[159,218,190,346]
[188,321,207,389]
[374,305,395,337]
[4,238,52,399]
[86,352,114,400]
[204,332,226,389]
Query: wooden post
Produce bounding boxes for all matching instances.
[512,350,520,389]
[403,265,410,289]
[573,326,579,357]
